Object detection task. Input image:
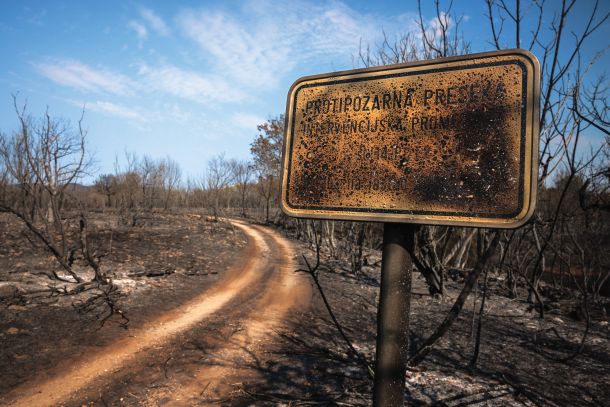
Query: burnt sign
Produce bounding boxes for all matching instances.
[280,49,540,228]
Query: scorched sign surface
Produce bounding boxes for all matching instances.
[280,49,540,228]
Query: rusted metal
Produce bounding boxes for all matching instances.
[280,49,540,228]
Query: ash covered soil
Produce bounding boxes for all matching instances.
[0,212,246,400]
[1,212,609,406]
[254,247,610,407]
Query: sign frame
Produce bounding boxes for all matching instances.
[280,49,540,228]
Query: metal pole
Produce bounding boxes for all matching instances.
[373,222,416,406]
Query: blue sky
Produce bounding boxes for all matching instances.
[0,1,608,183]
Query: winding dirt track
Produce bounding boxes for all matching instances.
[4,220,312,406]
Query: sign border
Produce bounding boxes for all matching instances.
[280,49,540,228]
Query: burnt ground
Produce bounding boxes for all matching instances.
[0,211,246,398]
[1,211,609,406]
[225,225,610,406]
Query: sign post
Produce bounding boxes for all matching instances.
[280,49,540,405]
[373,223,416,406]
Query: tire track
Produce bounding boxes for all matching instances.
[144,222,312,405]
[4,220,311,407]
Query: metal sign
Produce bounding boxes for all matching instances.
[280,49,540,228]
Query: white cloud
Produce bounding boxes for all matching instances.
[36,59,134,96]
[86,100,146,121]
[176,1,389,89]
[138,64,246,104]
[36,58,244,106]
[177,10,283,88]
[140,7,170,36]
[408,11,457,51]
[128,20,147,40]
[35,2,422,123]
[430,12,454,39]
[129,8,169,44]
[232,112,265,130]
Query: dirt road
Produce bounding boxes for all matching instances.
[3,220,312,406]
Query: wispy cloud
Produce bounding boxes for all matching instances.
[137,64,246,104]
[36,58,244,105]
[177,10,282,88]
[129,7,169,43]
[176,1,390,89]
[36,59,134,96]
[128,20,147,41]
[85,100,146,121]
[140,7,170,36]
[232,112,265,130]
[34,2,417,126]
